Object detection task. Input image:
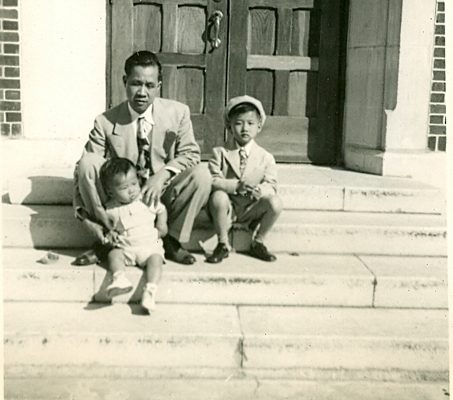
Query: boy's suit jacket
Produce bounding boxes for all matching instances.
[74,97,200,211]
[209,141,277,217]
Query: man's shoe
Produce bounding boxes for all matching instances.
[249,241,277,262]
[73,249,99,266]
[106,272,133,298]
[206,243,229,263]
[73,243,112,266]
[166,247,196,264]
[164,236,196,265]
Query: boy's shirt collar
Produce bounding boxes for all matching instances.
[128,102,155,126]
[235,139,254,156]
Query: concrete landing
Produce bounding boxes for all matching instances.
[6,164,445,214]
[4,302,448,376]
[4,378,449,400]
[2,204,447,255]
[2,249,447,309]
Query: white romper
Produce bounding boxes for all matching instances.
[105,198,166,267]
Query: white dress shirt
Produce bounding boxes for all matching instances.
[128,102,180,176]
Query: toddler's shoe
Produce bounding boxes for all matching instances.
[142,283,158,312]
[106,272,133,298]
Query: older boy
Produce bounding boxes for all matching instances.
[207,95,283,263]
[73,51,211,265]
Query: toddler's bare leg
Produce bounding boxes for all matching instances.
[108,248,126,274]
[142,254,163,312]
[145,254,163,285]
[106,248,132,297]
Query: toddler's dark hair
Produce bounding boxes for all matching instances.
[124,50,162,81]
[227,103,261,123]
[100,157,137,192]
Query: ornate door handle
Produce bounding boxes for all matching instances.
[208,10,223,49]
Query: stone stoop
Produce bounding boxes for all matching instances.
[4,302,449,383]
[3,379,450,400]
[2,204,447,255]
[3,249,448,309]
[2,165,447,256]
[5,165,446,214]
[3,248,449,391]
[2,165,449,397]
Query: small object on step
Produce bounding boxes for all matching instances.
[37,251,60,264]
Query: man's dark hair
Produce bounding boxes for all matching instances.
[227,103,261,123]
[100,157,137,193]
[124,50,162,81]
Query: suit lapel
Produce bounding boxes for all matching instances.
[112,102,134,136]
[111,102,138,161]
[224,145,241,178]
[149,98,167,172]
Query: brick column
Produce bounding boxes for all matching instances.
[0,0,21,137]
[427,0,446,151]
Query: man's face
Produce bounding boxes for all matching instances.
[229,110,262,147]
[123,65,161,114]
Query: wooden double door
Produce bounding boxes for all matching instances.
[110,0,343,163]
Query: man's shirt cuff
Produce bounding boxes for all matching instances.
[164,166,180,176]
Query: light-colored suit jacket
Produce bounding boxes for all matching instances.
[209,141,277,216]
[74,97,200,211]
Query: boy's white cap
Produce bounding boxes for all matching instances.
[224,95,266,126]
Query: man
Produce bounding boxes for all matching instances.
[73,51,211,265]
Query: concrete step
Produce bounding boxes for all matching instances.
[4,378,449,400]
[2,249,447,309]
[2,204,447,255]
[4,302,448,379]
[5,165,444,214]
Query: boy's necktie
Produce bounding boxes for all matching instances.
[136,116,151,184]
[239,147,248,177]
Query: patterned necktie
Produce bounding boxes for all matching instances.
[239,147,248,176]
[136,116,151,184]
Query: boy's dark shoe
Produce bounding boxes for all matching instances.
[206,243,230,264]
[164,235,196,265]
[249,241,276,262]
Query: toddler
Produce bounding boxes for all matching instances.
[99,157,167,312]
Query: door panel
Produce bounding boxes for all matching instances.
[110,0,228,157]
[228,0,340,163]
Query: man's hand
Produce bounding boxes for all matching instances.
[82,219,106,243]
[141,169,172,207]
[105,229,121,246]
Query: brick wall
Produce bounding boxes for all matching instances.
[427,0,446,151]
[0,0,21,137]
